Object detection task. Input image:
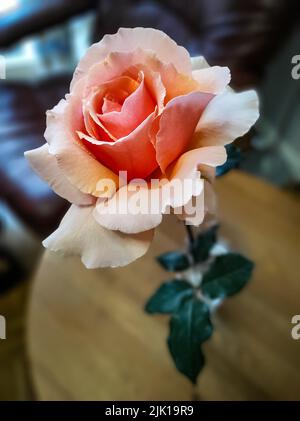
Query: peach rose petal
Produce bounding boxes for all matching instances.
[93,186,163,234]
[45,97,119,197]
[83,98,116,142]
[191,55,210,71]
[197,164,216,184]
[152,62,198,101]
[192,90,259,148]
[174,191,205,226]
[173,149,221,226]
[78,112,158,180]
[70,28,191,90]
[169,146,227,175]
[43,204,154,268]
[102,98,122,113]
[176,180,216,226]
[84,94,117,142]
[93,178,171,234]
[83,98,115,142]
[94,146,226,234]
[155,91,214,173]
[85,51,142,95]
[83,75,140,141]
[25,144,94,206]
[192,66,231,94]
[142,68,166,114]
[99,75,155,138]
[166,146,226,208]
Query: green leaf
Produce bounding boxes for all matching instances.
[156,251,190,272]
[191,225,219,263]
[145,280,192,314]
[167,297,213,383]
[202,253,254,299]
[216,144,242,177]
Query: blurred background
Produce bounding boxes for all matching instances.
[0,0,299,400]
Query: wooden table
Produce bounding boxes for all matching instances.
[27,171,300,400]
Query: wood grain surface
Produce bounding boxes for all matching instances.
[27,170,300,400]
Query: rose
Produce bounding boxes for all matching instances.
[25,28,259,268]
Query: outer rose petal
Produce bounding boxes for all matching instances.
[43,204,154,268]
[167,146,227,190]
[155,91,214,172]
[191,56,210,71]
[45,96,119,197]
[94,146,226,234]
[25,144,94,206]
[192,90,259,148]
[93,189,163,235]
[71,28,191,89]
[176,180,217,226]
[93,176,203,234]
[192,66,231,94]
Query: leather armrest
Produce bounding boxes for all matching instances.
[0,0,98,48]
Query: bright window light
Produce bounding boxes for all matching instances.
[0,0,19,14]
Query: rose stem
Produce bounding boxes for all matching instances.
[185,223,195,249]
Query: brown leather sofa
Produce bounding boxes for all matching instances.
[0,76,71,237]
[0,1,97,237]
[0,0,298,237]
